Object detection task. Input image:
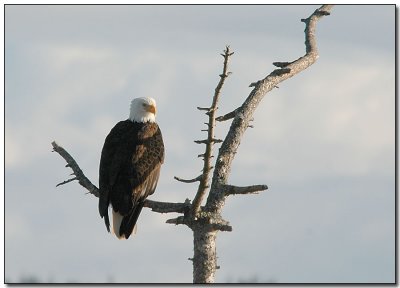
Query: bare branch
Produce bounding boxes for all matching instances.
[271,68,291,76]
[272,61,292,68]
[209,222,232,232]
[197,106,211,112]
[191,46,233,218]
[52,141,99,197]
[194,138,223,145]
[166,216,187,225]
[302,5,334,54]
[174,175,202,183]
[144,199,191,214]
[56,177,78,187]
[206,5,334,214]
[223,184,268,196]
[216,108,238,122]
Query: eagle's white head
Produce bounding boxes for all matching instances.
[129,97,157,123]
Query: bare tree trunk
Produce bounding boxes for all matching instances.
[192,225,218,283]
[52,5,334,283]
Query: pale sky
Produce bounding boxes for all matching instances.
[5,4,395,283]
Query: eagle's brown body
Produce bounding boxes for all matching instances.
[98,119,164,239]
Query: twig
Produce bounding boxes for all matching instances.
[216,108,238,122]
[223,184,268,196]
[209,223,232,232]
[56,177,78,187]
[194,139,223,145]
[272,61,292,68]
[197,106,211,111]
[166,216,187,226]
[174,175,202,183]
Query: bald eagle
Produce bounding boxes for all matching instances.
[98,97,164,239]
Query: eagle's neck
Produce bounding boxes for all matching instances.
[129,114,156,123]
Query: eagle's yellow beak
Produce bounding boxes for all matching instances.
[147,104,156,115]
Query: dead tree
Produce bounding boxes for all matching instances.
[52,5,333,283]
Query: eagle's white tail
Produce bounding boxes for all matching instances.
[112,210,125,239]
[112,209,137,239]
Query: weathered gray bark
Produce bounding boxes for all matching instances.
[52,5,333,283]
[192,225,218,283]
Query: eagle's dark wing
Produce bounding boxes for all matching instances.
[98,120,136,232]
[99,120,164,239]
